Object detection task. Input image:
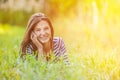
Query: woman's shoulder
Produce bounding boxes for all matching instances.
[53,37,64,43]
[53,37,67,55]
[53,37,65,48]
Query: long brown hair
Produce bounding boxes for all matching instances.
[20,13,54,59]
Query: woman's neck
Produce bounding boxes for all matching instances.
[43,41,51,53]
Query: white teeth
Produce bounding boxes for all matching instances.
[41,37,48,40]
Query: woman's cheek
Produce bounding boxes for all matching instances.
[35,32,39,36]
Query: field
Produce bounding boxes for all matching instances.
[0,21,120,80]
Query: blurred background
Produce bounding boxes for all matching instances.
[0,0,120,27]
[0,0,79,26]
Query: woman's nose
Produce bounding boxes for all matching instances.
[40,30,45,35]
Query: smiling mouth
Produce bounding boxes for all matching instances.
[41,37,48,40]
[38,36,48,41]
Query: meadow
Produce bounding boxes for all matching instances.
[0,19,120,80]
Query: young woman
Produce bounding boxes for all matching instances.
[20,13,70,65]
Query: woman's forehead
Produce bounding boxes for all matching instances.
[35,20,50,28]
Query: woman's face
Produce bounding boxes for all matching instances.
[33,20,51,44]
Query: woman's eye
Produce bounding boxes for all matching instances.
[36,29,41,31]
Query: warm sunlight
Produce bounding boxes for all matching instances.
[0,0,120,80]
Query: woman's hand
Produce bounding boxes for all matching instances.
[30,31,43,49]
[31,31,44,60]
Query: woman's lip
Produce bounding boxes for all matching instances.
[41,38,47,39]
[39,37,48,40]
[38,35,48,38]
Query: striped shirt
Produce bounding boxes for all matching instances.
[26,37,70,65]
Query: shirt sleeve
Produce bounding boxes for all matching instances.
[59,37,70,65]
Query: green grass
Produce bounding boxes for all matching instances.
[0,23,120,80]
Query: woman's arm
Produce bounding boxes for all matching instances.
[63,52,70,65]
[31,31,44,60]
[59,37,70,65]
